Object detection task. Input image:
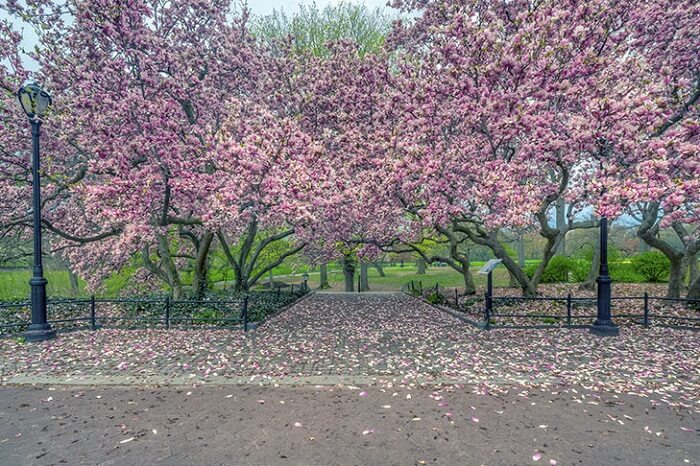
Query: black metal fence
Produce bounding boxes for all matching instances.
[0,287,308,337]
[405,281,700,330]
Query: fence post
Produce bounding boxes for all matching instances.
[566,293,572,326]
[277,287,281,300]
[455,288,459,307]
[164,296,171,330]
[436,283,439,294]
[90,295,97,331]
[643,292,649,327]
[243,295,249,332]
[419,281,423,294]
[291,284,294,295]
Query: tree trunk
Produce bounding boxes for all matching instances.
[68,269,80,296]
[688,253,698,287]
[191,232,214,299]
[517,234,526,268]
[234,275,247,293]
[462,266,476,295]
[687,273,700,300]
[556,197,567,256]
[508,270,518,288]
[360,263,370,291]
[639,240,650,253]
[480,234,536,296]
[319,263,330,289]
[416,258,426,274]
[581,236,601,291]
[498,254,537,296]
[157,233,184,299]
[667,256,687,299]
[636,203,691,299]
[373,262,386,277]
[343,256,355,292]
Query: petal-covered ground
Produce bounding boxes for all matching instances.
[2,292,698,411]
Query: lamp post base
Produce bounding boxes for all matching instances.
[590,320,619,336]
[24,323,56,342]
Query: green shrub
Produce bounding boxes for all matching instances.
[525,256,574,283]
[543,256,573,283]
[609,262,646,283]
[631,251,671,283]
[541,317,558,325]
[524,263,538,280]
[570,258,590,282]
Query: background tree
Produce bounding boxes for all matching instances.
[253,1,393,57]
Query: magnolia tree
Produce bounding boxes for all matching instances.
[1,15,119,270]
[0,19,31,257]
[278,42,406,291]
[250,3,391,291]
[602,0,700,298]
[383,0,678,296]
[0,0,316,297]
[208,100,316,292]
[255,4,401,291]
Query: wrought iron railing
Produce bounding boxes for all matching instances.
[0,287,309,336]
[405,280,699,330]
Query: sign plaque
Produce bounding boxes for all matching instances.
[478,258,503,274]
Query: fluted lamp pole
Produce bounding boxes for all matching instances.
[591,216,619,336]
[18,83,56,342]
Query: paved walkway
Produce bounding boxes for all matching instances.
[1,293,699,465]
[2,384,698,466]
[1,293,699,408]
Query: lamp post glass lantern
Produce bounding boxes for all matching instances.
[18,83,56,342]
[302,272,309,291]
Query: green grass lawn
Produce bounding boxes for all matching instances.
[268,264,514,292]
[0,269,87,300]
[0,261,524,300]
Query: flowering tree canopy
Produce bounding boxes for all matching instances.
[0,0,697,298]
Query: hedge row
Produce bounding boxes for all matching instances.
[524,251,672,284]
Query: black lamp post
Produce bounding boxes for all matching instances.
[18,83,56,342]
[591,216,619,335]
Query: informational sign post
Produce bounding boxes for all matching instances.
[478,259,502,329]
